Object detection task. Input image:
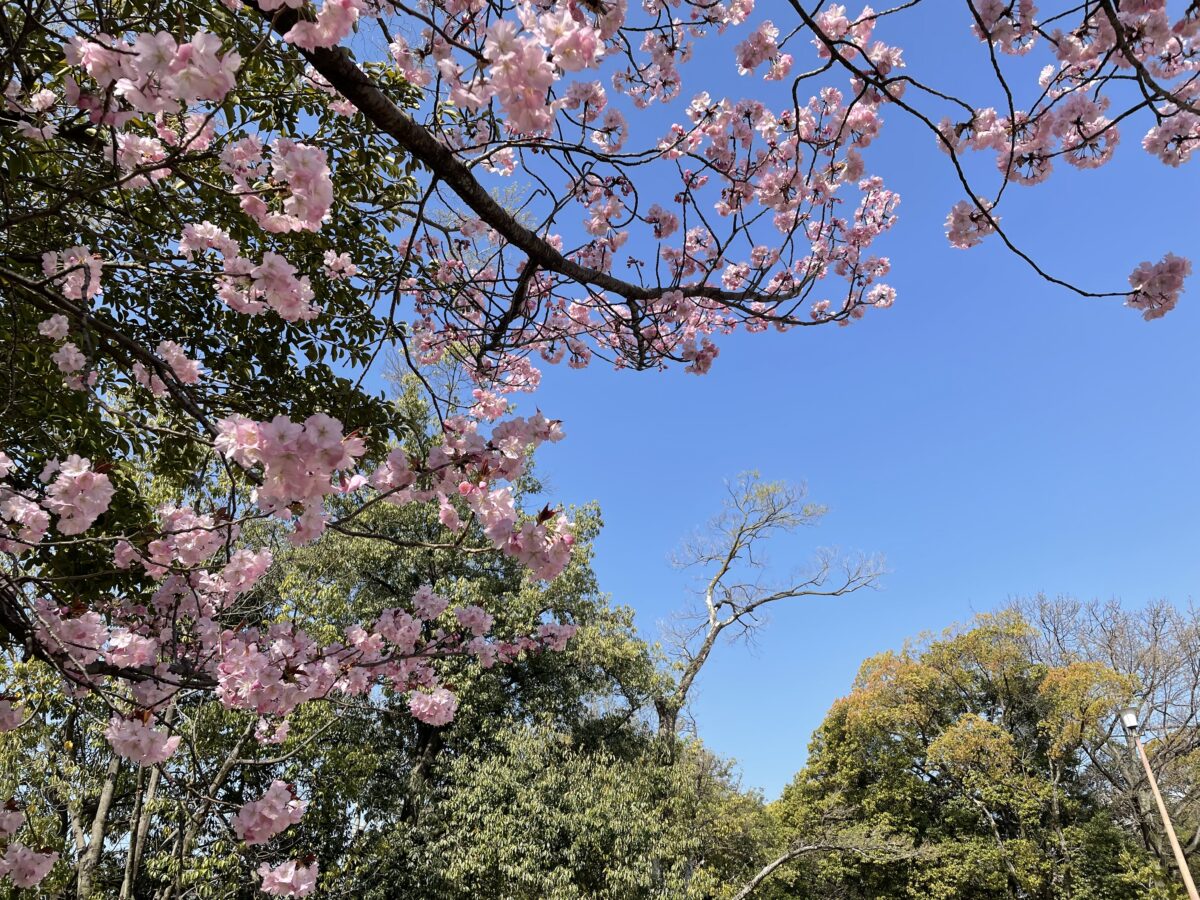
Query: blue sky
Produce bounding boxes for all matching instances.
[492,6,1200,798]
[357,4,1200,798]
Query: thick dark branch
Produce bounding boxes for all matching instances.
[249,2,819,309]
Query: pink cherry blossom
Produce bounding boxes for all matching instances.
[284,0,362,51]
[255,718,290,745]
[105,715,181,766]
[222,548,274,596]
[0,492,50,552]
[42,455,114,535]
[231,140,333,234]
[132,361,168,397]
[0,843,58,889]
[944,199,998,250]
[411,584,448,620]
[233,780,307,845]
[389,37,432,87]
[38,315,69,339]
[107,629,159,668]
[375,607,422,654]
[537,622,577,652]
[65,29,240,113]
[258,859,318,897]
[0,806,24,838]
[1143,112,1200,167]
[42,245,102,300]
[51,342,85,374]
[408,686,458,726]
[157,340,202,383]
[180,221,240,260]
[36,604,107,662]
[246,253,319,321]
[454,605,494,637]
[322,250,357,280]
[214,413,364,536]
[1127,253,1192,320]
[735,21,780,76]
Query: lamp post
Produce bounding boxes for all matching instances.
[1119,706,1200,900]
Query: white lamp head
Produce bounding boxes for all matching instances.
[1119,707,1141,732]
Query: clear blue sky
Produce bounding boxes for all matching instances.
[486,7,1200,799]
[360,5,1200,798]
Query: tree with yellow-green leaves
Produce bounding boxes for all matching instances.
[760,608,1191,900]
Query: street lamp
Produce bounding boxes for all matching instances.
[1119,707,1200,900]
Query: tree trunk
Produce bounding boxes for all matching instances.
[76,755,121,899]
[119,763,160,900]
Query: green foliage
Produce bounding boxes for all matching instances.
[425,730,767,900]
[766,613,1177,900]
[0,2,423,506]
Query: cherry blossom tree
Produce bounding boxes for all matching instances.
[0,0,1196,893]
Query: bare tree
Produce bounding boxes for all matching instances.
[1018,595,1200,868]
[654,472,883,742]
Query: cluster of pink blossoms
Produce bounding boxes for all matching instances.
[0,699,26,731]
[937,95,1118,187]
[735,20,792,80]
[1127,253,1193,321]
[0,451,114,553]
[42,245,101,302]
[39,251,102,389]
[0,843,59,889]
[179,222,320,321]
[0,791,55,888]
[41,455,115,535]
[105,716,182,766]
[258,859,318,897]
[215,412,365,543]
[408,687,458,727]
[220,137,334,234]
[0,806,23,838]
[322,250,356,280]
[63,29,239,123]
[233,781,308,845]
[944,199,998,250]
[8,443,579,893]
[303,66,358,116]
[1143,111,1200,167]
[927,0,1196,305]
[4,80,59,141]
[396,2,904,379]
[260,0,364,52]
[432,3,605,135]
[971,0,1038,53]
[132,340,203,396]
[3,361,582,893]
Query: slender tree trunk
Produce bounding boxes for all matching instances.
[76,755,121,898]
[119,763,160,900]
[63,710,88,860]
[129,764,160,893]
